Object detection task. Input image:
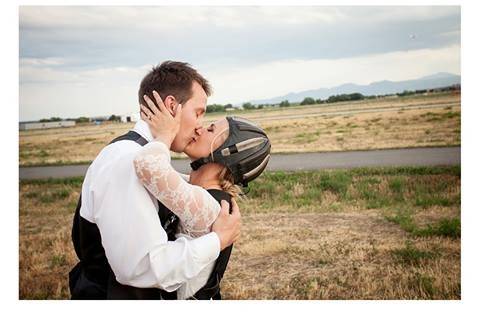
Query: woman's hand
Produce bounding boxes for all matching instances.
[140,90,182,148]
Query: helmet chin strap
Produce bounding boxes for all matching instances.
[190,156,213,170]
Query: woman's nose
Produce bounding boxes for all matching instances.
[195,127,205,136]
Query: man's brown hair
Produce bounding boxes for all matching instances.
[138,61,212,108]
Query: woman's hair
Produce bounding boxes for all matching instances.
[218,166,243,199]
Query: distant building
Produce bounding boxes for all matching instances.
[90,116,108,123]
[121,113,140,123]
[19,120,76,131]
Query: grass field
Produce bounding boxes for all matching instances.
[19,92,460,166]
[19,166,460,299]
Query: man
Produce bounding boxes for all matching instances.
[69,61,241,299]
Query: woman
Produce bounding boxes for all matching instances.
[133,108,271,299]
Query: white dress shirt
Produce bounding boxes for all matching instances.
[79,119,220,292]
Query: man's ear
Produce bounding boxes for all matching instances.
[163,95,177,116]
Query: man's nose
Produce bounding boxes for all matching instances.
[195,126,205,136]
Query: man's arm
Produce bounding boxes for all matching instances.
[117,232,222,291]
[92,152,240,291]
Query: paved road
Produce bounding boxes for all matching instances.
[19,146,460,180]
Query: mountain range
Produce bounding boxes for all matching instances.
[248,72,461,105]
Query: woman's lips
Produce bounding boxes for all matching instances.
[187,136,198,146]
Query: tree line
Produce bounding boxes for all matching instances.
[38,115,123,123]
[37,84,460,121]
[204,92,408,112]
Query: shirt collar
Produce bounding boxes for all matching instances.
[132,119,154,142]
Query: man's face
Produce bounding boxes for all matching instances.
[170,81,207,153]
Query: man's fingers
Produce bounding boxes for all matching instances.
[174,104,182,120]
[152,90,172,117]
[231,198,240,217]
[143,95,159,115]
[220,200,230,215]
[140,104,153,120]
[140,111,149,122]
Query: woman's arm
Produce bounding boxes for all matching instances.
[133,140,221,237]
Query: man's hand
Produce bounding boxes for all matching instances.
[140,91,182,148]
[212,198,241,250]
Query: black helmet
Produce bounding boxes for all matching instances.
[190,116,271,187]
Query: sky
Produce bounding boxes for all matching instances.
[19,5,461,121]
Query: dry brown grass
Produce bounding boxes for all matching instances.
[19,167,460,299]
[221,210,459,299]
[19,182,80,299]
[19,93,460,166]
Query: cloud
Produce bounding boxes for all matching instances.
[18,6,461,121]
[19,6,459,30]
[19,6,460,69]
[205,44,460,104]
[19,44,460,121]
[20,57,67,67]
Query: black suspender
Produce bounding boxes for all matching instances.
[109,130,148,146]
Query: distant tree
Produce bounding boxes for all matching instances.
[108,114,121,122]
[40,117,63,122]
[300,97,316,105]
[242,102,255,110]
[224,103,233,109]
[327,92,365,103]
[279,100,290,107]
[398,90,415,97]
[349,93,364,100]
[76,117,90,123]
[206,104,225,113]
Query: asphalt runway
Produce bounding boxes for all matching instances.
[19,146,460,180]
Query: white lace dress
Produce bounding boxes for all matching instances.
[133,140,222,299]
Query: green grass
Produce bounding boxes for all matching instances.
[385,207,460,239]
[22,165,459,212]
[19,165,461,299]
[357,177,391,209]
[21,166,460,237]
[385,207,417,233]
[20,176,84,187]
[411,273,437,298]
[391,241,438,265]
[414,218,461,238]
[20,160,93,167]
[50,254,67,267]
[245,165,460,213]
[39,189,71,203]
[389,177,406,199]
[293,132,318,144]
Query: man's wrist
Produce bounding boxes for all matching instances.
[213,231,226,251]
[211,231,222,253]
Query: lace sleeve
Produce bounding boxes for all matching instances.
[133,141,221,237]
